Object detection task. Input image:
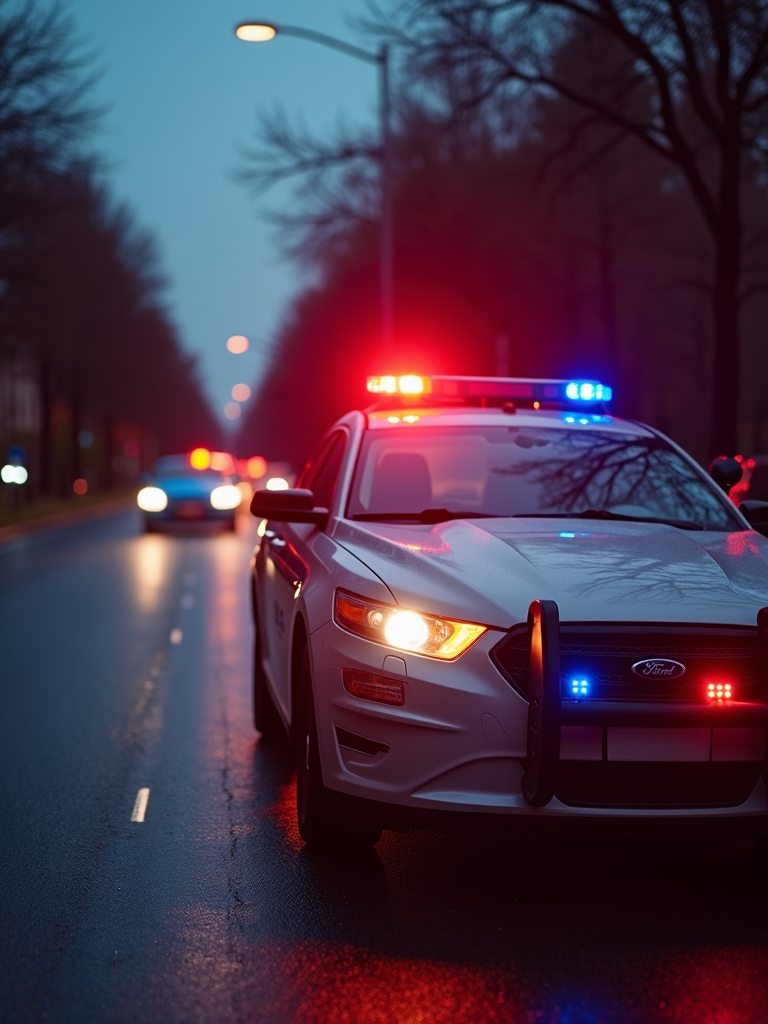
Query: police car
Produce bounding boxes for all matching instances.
[249,375,768,850]
[137,450,242,532]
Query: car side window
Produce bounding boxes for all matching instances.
[298,436,335,490]
[310,432,346,510]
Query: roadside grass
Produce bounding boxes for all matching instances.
[0,487,136,528]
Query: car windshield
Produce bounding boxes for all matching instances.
[347,425,741,531]
[153,456,221,480]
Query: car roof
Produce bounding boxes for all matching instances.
[364,405,655,438]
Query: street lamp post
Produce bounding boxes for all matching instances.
[235,22,394,356]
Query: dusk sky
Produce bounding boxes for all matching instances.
[67,0,379,431]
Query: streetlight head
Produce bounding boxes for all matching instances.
[235,23,277,42]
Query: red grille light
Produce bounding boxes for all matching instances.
[707,682,732,701]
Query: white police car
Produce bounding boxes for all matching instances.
[249,375,768,850]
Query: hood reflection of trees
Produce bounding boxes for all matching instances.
[490,432,731,529]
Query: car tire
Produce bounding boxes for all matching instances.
[295,646,382,852]
[253,616,283,740]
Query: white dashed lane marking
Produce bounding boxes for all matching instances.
[131,788,150,822]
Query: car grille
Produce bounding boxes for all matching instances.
[554,761,763,809]
[490,622,768,704]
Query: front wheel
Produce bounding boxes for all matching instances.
[296,647,382,852]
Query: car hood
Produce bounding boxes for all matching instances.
[334,518,768,629]
[154,476,219,499]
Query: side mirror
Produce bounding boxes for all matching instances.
[739,500,768,538]
[709,456,742,494]
[250,487,329,528]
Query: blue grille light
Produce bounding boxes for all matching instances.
[571,678,590,697]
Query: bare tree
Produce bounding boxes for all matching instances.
[0,0,99,227]
[378,0,768,457]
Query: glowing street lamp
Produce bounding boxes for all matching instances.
[226,334,249,354]
[235,21,393,355]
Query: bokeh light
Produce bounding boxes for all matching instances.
[265,477,289,491]
[247,456,267,479]
[137,486,168,512]
[224,402,241,420]
[210,484,242,510]
[226,335,249,354]
[2,465,27,484]
[73,478,88,495]
[232,383,251,402]
[189,447,211,470]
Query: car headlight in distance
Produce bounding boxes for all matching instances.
[334,590,486,660]
[137,486,168,512]
[210,484,242,510]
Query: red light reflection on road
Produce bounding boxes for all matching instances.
[270,776,303,853]
[642,945,768,1023]
[250,939,531,1024]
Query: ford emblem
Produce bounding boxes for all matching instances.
[631,658,686,679]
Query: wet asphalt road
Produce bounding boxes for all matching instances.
[0,509,767,1024]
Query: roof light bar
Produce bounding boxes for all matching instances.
[366,375,612,405]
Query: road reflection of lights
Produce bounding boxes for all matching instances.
[133,535,171,613]
[237,940,532,1023]
[640,945,768,1023]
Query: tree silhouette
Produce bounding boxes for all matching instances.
[378,0,768,457]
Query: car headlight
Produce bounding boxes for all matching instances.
[210,484,242,510]
[334,589,486,660]
[137,486,168,512]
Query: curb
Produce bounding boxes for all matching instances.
[0,495,136,546]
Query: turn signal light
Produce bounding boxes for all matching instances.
[343,669,405,706]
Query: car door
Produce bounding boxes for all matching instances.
[261,431,347,713]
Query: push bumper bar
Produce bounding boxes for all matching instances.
[521,600,768,807]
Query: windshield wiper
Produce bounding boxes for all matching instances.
[511,509,704,531]
[351,509,506,525]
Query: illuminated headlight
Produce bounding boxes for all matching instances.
[137,486,168,512]
[210,484,242,510]
[334,590,486,660]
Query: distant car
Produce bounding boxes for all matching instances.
[137,450,241,531]
[249,374,768,852]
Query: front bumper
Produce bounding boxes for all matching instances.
[145,500,234,524]
[309,609,768,824]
